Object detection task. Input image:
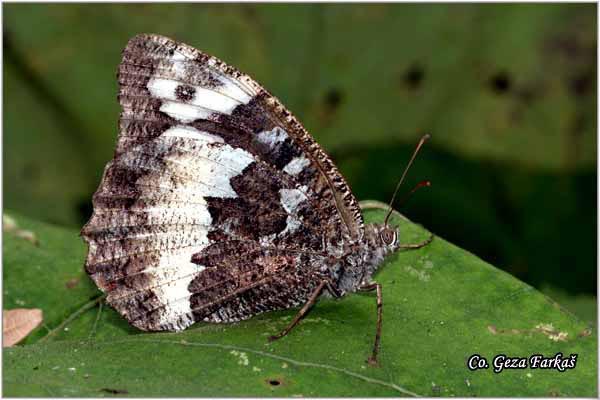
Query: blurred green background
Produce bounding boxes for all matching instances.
[3,4,596,322]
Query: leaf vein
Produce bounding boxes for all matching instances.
[130,338,421,397]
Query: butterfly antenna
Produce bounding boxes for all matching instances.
[384,134,430,226]
[395,180,431,209]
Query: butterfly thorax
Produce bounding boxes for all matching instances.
[334,223,399,294]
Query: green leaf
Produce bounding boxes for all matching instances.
[3,210,596,397]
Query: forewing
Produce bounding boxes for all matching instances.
[117,34,363,241]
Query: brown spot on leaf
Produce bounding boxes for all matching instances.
[488,322,569,341]
[100,388,129,395]
[316,88,345,127]
[3,308,43,347]
[578,328,592,338]
[65,277,81,289]
[264,376,288,389]
[490,72,511,94]
[325,88,343,109]
[569,72,593,96]
[15,229,39,246]
[403,63,424,90]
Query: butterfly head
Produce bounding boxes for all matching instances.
[364,222,401,272]
[335,223,400,293]
[379,225,398,248]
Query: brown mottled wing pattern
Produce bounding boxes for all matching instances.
[81,34,364,331]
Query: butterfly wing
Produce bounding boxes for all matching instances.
[81,34,362,331]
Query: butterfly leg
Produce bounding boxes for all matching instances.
[358,282,383,366]
[398,233,434,250]
[269,279,338,342]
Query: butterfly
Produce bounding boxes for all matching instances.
[81,34,432,365]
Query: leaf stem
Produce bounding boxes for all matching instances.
[359,200,409,222]
[38,294,106,343]
[88,299,104,340]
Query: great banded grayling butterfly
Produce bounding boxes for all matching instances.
[81,34,432,365]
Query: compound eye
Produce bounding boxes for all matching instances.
[380,228,396,246]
